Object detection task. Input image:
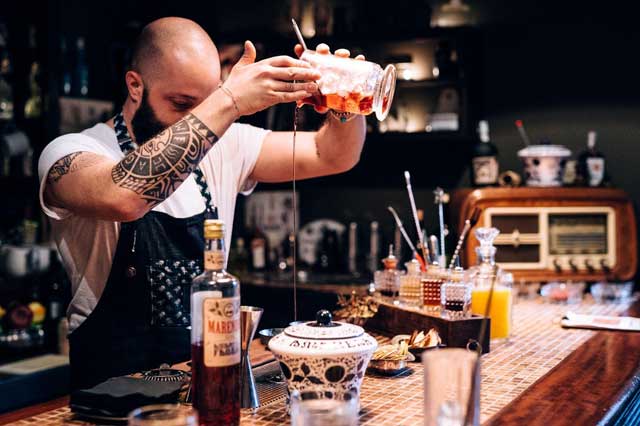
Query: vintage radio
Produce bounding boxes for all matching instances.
[451,188,637,282]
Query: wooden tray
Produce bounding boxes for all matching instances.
[365,301,491,354]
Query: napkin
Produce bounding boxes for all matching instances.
[70,376,183,419]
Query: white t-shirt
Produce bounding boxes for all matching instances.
[38,122,269,333]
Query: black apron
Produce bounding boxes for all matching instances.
[69,112,218,390]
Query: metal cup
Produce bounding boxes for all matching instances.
[240,306,263,409]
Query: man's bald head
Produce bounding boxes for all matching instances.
[124,17,223,144]
[129,17,220,85]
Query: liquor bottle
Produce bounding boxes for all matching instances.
[24,26,42,119]
[60,36,72,96]
[248,208,269,272]
[43,250,69,353]
[577,131,605,187]
[227,237,249,276]
[191,219,241,426]
[366,221,380,275]
[315,226,340,273]
[74,37,89,97]
[347,222,359,276]
[470,120,499,186]
[0,37,13,122]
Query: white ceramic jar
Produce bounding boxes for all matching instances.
[518,144,571,187]
[268,310,378,400]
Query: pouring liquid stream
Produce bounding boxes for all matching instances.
[292,106,299,322]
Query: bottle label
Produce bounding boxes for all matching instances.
[587,158,605,186]
[472,156,499,184]
[204,250,225,270]
[251,241,266,269]
[203,296,241,367]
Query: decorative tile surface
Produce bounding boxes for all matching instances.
[9,298,632,426]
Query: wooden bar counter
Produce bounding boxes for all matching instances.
[2,297,639,426]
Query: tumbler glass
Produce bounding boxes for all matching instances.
[423,349,480,426]
[290,390,359,426]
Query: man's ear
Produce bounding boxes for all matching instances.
[125,70,144,103]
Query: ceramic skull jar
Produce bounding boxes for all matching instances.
[268,310,378,400]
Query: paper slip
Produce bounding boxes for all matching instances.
[561,311,640,332]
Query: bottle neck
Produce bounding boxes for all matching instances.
[205,237,226,272]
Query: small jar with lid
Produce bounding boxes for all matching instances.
[421,263,446,312]
[399,254,423,308]
[441,267,472,319]
[298,50,396,120]
[374,245,401,302]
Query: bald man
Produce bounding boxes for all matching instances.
[37,18,366,390]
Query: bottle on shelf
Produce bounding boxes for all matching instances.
[227,237,249,276]
[24,25,42,119]
[74,37,89,97]
[60,36,72,96]
[577,130,606,187]
[0,28,14,122]
[366,221,380,276]
[470,120,499,187]
[44,249,69,353]
[191,219,241,426]
[248,207,269,273]
[468,227,513,340]
[347,222,359,276]
[315,226,340,273]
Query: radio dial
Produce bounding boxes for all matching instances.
[584,259,595,273]
[552,258,563,273]
[568,258,579,273]
[600,259,611,273]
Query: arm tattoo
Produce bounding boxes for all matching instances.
[111,113,219,206]
[48,152,82,183]
[48,152,104,184]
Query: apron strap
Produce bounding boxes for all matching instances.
[113,112,218,219]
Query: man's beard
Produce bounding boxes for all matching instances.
[130,89,167,144]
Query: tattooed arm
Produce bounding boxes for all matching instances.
[43,44,319,221]
[44,94,236,221]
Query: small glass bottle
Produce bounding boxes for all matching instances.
[191,219,241,426]
[577,130,605,187]
[399,254,423,308]
[468,227,513,340]
[374,245,401,302]
[441,267,472,319]
[421,262,446,312]
[298,49,397,120]
[471,120,499,187]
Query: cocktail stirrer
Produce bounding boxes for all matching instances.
[448,207,482,270]
[387,206,427,270]
[404,171,430,265]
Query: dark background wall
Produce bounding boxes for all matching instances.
[8,0,640,262]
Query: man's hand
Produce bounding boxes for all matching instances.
[294,43,365,113]
[222,41,321,116]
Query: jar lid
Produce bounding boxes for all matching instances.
[284,310,364,340]
[518,145,571,158]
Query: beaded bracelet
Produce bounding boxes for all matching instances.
[329,110,357,123]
